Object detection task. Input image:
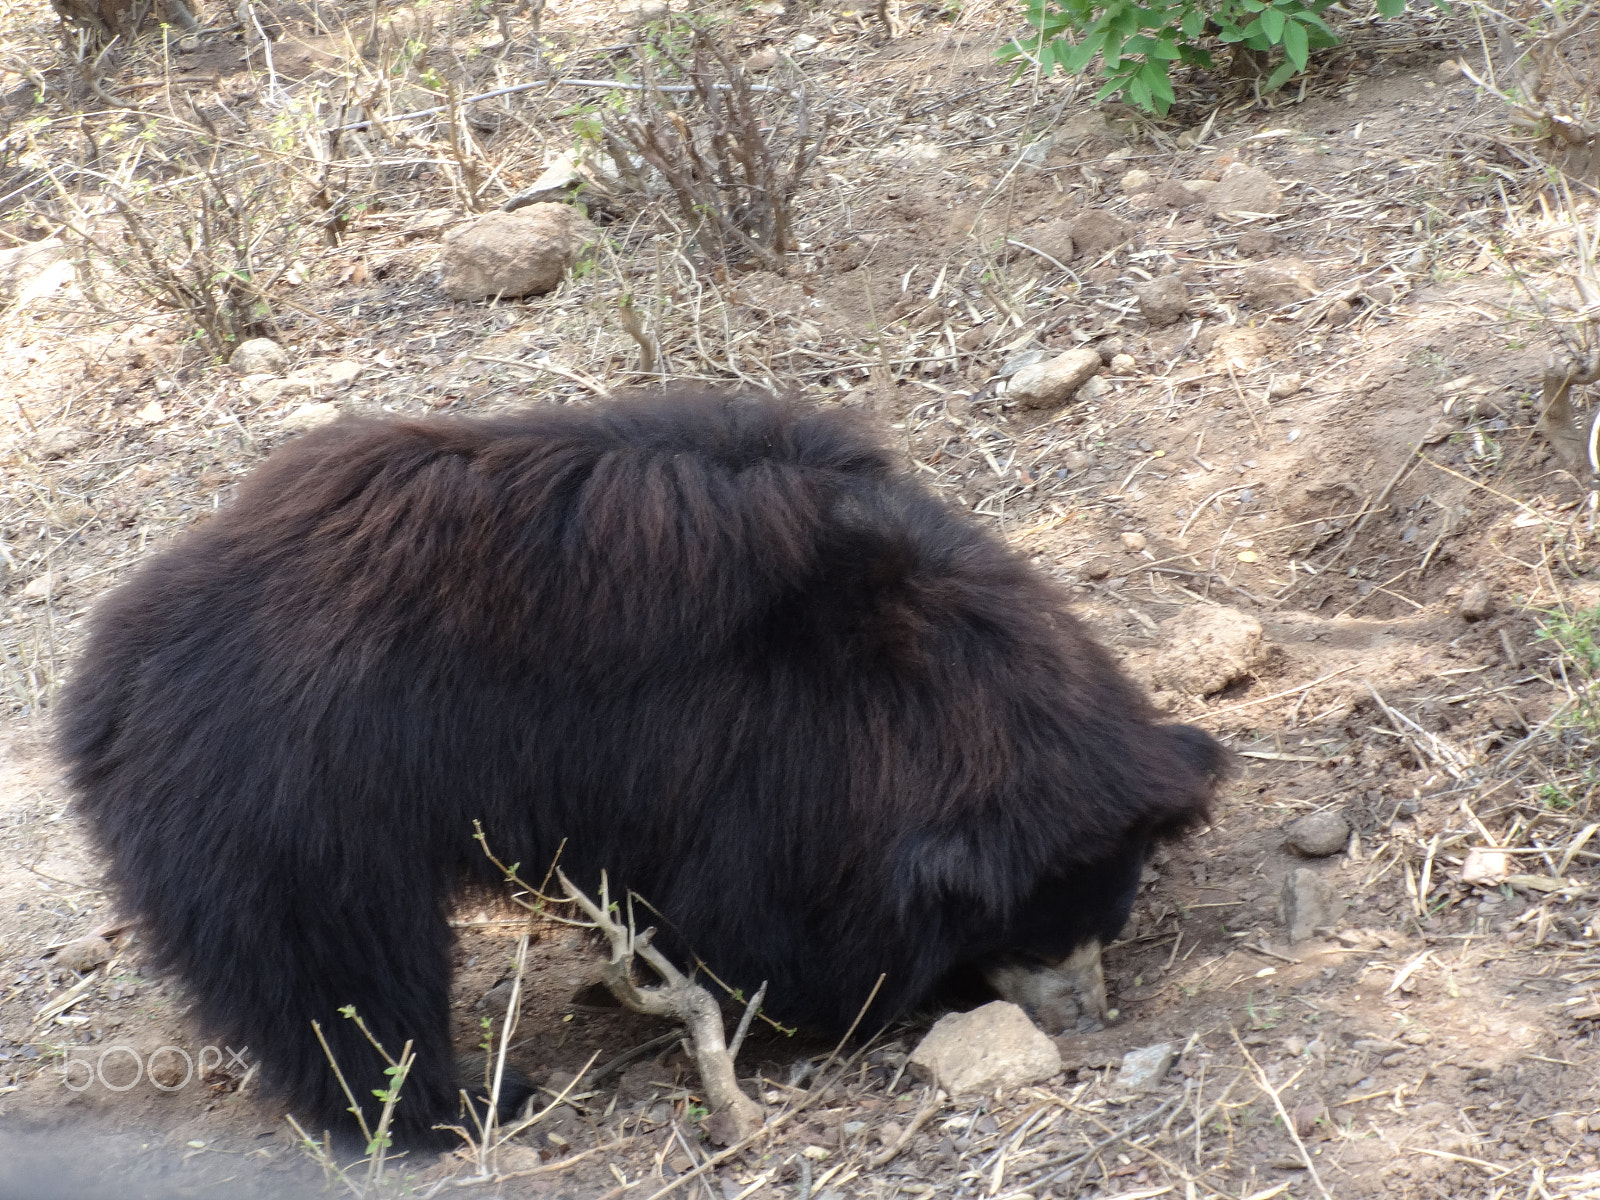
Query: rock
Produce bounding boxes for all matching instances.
[1119,168,1154,194]
[309,360,365,387]
[1460,847,1510,886]
[1458,582,1494,622]
[1079,375,1112,399]
[744,47,778,71]
[1116,1043,1176,1090]
[441,205,597,301]
[22,572,54,600]
[244,376,313,405]
[1208,163,1282,215]
[1109,353,1137,374]
[1324,298,1355,326]
[480,978,517,1014]
[908,1001,1062,1095]
[34,426,90,460]
[1006,348,1102,409]
[1150,605,1265,696]
[0,238,73,304]
[1243,258,1317,307]
[1067,210,1134,259]
[1182,179,1216,201]
[1120,531,1147,552]
[1084,557,1114,580]
[1285,811,1350,857]
[55,934,114,974]
[230,337,288,376]
[281,402,341,431]
[1268,373,1303,399]
[1280,868,1336,943]
[1136,275,1189,327]
[1435,59,1461,83]
[997,348,1053,378]
[1018,219,1074,267]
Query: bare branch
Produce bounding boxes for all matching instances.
[555,869,765,1142]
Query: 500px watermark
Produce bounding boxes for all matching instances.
[60,1045,250,1092]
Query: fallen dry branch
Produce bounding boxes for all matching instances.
[555,868,766,1143]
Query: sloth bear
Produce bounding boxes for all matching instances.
[60,388,1225,1150]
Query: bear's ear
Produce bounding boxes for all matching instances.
[890,826,1014,916]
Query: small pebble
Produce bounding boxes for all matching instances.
[1268,373,1303,398]
[1110,353,1137,374]
[1458,582,1494,622]
[1120,531,1148,552]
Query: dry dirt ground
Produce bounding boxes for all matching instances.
[2,0,1600,1197]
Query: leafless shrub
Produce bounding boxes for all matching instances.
[48,120,315,358]
[607,24,828,273]
[1458,0,1598,148]
[1505,181,1600,479]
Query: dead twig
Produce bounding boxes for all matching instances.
[1231,1029,1333,1200]
[556,869,765,1142]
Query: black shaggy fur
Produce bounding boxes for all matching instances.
[59,389,1225,1149]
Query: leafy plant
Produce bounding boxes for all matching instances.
[1536,602,1600,732]
[1002,0,1440,114]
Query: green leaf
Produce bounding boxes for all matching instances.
[1128,73,1153,109]
[1282,18,1308,67]
[1265,58,1296,90]
[1063,29,1107,70]
[1375,0,1404,13]
[1150,34,1182,58]
[1095,76,1128,102]
[1259,7,1285,40]
[1180,7,1206,35]
[1140,58,1176,108]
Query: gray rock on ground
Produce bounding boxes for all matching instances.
[1006,348,1103,410]
[1135,275,1189,327]
[1150,605,1265,697]
[230,337,288,376]
[1116,1043,1177,1090]
[1286,811,1350,857]
[1458,582,1495,622]
[441,204,597,301]
[908,1001,1062,1095]
[1280,867,1337,943]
